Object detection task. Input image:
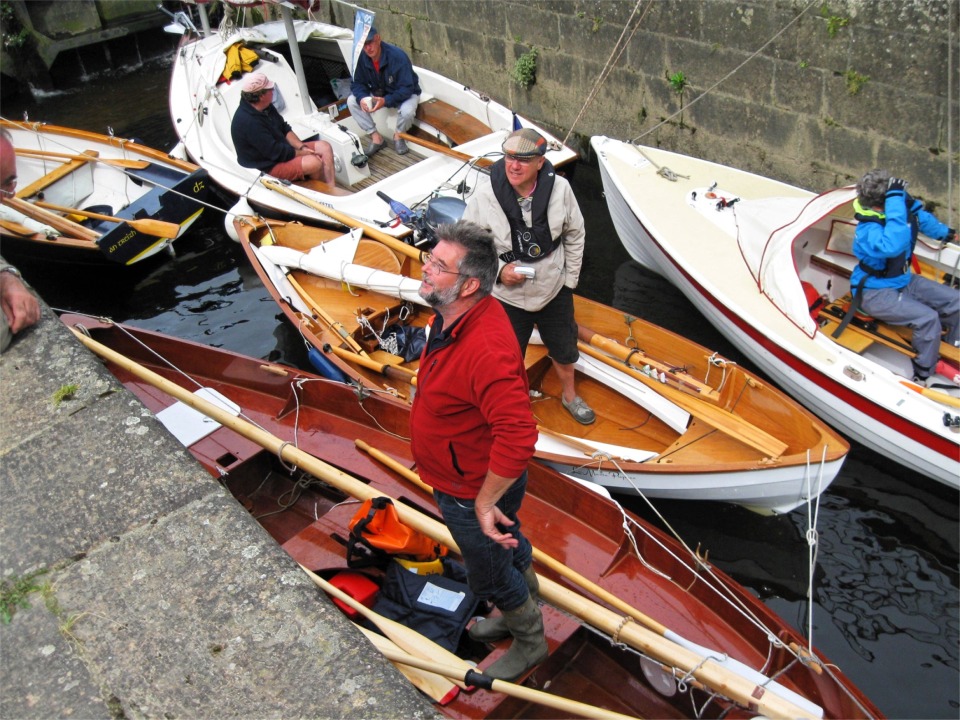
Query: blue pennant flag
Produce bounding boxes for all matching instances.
[351,9,375,75]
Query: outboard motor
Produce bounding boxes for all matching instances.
[417,196,467,248]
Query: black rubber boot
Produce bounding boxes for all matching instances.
[483,594,548,681]
[468,566,539,643]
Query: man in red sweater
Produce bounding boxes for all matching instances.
[410,220,544,681]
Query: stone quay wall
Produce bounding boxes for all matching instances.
[326,0,958,215]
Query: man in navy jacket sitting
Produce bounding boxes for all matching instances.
[347,27,420,157]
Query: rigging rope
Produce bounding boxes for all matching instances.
[561,0,652,147]
[632,0,819,143]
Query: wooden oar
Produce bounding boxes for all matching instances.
[260,178,421,261]
[354,625,460,704]
[67,328,818,719]
[0,218,39,237]
[355,439,662,634]
[14,147,151,169]
[579,323,719,400]
[577,334,788,458]
[34,201,181,238]
[1,195,100,241]
[300,566,471,689]
[323,343,418,384]
[397,132,494,168]
[900,380,960,410]
[365,640,643,720]
[305,567,639,720]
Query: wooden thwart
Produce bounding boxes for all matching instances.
[414,97,491,146]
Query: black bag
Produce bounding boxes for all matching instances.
[380,324,427,363]
[372,559,478,652]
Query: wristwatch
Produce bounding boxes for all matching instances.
[0,266,21,279]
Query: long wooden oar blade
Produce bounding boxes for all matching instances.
[397,132,493,169]
[2,195,100,241]
[371,642,642,720]
[900,380,960,409]
[260,178,420,259]
[14,147,150,169]
[34,200,181,239]
[298,565,471,688]
[355,625,459,704]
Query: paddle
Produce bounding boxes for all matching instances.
[579,323,719,400]
[1,195,100,241]
[14,147,151,169]
[33,201,181,238]
[353,624,460,704]
[67,328,819,719]
[361,637,644,720]
[0,218,40,237]
[397,132,494,169]
[260,179,422,261]
[900,380,960,410]
[577,332,788,458]
[323,343,418,384]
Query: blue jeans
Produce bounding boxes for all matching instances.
[433,472,533,612]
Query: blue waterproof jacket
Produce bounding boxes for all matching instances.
[350,42,420,108]
[850,188,950,292]
[231,100,294,172]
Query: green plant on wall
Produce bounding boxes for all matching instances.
[819,3,850,38]
[511,47,538,90]
[844,69,869,95]
[0,1,29,50]
[667,70,688,128]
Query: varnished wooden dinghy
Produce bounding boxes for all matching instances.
[62,313,880,720]
[235,216,849,514]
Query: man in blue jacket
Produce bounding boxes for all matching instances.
[850,169,958,383]
[347,27,420,157]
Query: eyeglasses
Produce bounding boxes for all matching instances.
[423,252,462,276]
[504,154,539,165]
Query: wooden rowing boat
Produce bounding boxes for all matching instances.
[167,11,576,238]
[235,216,850,514]
[0,119,209,265]
[590,136,960,488]
[60,312,880,719]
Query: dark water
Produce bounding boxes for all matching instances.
[3,57,957,719]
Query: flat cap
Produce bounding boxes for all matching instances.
[502,128,547,157]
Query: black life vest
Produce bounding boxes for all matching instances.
[490,159,558,263]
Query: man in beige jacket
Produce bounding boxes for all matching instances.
[462,129,593,424]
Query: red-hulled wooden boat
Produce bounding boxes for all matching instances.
[62,313,881,720]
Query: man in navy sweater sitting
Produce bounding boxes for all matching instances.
[347,27,420,157]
